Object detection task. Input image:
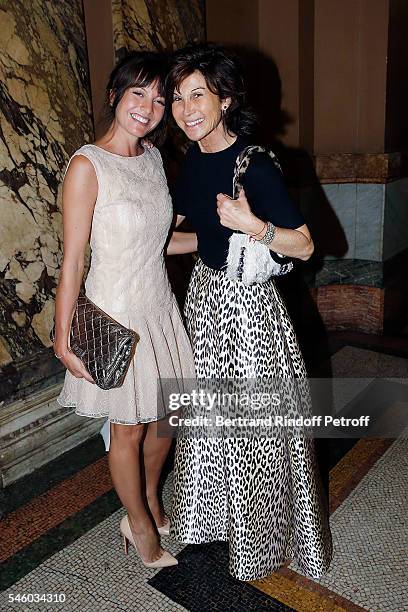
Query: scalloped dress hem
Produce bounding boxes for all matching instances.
[57,397,165,426]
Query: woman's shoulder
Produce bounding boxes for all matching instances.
[69,143,101,165]
[146,145,172,172]
[64,145,100,180]
[241,147,283,182]
[72,143,97,155]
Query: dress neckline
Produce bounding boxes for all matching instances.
[87,143,147,159]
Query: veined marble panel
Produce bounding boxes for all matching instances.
[315,151,403,183]
[383,178,408,260]
[322,183,357,259]
[355,184,384,261]
[320,183,389,262]
[315,259,383,288]
[112,0,205,56]
[0,1,93,367]
[0,383,101,486]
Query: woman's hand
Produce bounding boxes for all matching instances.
[217,188,314,260]
[216,188,264,235]
[55,345,95,383]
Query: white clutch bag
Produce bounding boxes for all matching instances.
[226,233,293,285]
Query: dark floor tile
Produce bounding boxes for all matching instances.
[149,542,295,611]
[327,332,408,360]
[334,379,408,437]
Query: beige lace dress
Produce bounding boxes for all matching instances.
[57,144,195,424]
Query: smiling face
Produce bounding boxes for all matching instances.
[112,79,165,139]
[171,70,231,149]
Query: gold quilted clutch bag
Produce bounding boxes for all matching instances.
[70,294,139,390]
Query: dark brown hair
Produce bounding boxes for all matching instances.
[166,43,257,136]
[106,51,169,145]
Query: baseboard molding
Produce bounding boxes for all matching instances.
[0,383,102,488]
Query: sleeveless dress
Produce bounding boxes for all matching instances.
[57,144,195,424]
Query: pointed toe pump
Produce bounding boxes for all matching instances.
[120,515,178,568]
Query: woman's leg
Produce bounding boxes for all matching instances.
[143,419,172,527]
[108,422,162,562]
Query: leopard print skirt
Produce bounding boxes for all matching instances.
[170,259,332,581]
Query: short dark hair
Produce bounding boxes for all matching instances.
[166,43,256,136]
[106,51,168,145]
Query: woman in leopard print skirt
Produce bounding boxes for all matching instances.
[167,44,332,580]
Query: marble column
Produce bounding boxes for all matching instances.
[0,0,95,485]
[308,0,408,334]
[206,0,408,334]
[112,0,205,58]
[0,0,93,393]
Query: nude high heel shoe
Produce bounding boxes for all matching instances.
[157,516,170,536]
[120,515,178,568]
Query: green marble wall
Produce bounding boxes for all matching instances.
[0,1,93,385]
[112,0,205,56]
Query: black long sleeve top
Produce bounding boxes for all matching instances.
[173,137,305,271]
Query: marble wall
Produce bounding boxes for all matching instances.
[383,178,408,261]
[0,3,93,376]
[112,0,205,57]
[320,183,384,262]
[301,177,408,333]
[0,0,207,401]
[315,179,408,268]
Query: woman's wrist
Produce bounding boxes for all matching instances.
[257,221,277,245]
[53,342,70,359]
[246,215,266,238]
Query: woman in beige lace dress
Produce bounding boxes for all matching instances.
[54,52,195,568]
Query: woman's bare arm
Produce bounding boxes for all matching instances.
[167,231,197,255]
[54,155,98,381]
[262,224,314,261]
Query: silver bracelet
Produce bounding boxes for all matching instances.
[258,221,276,245]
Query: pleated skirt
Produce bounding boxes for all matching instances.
[170,259,332,580]
[58,299,195,424]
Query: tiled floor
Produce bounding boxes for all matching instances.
[288,437,408,611]
[1,342,407,612]
[2,479,186,612]
[311,437,408,610]
[2,472,286,612]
